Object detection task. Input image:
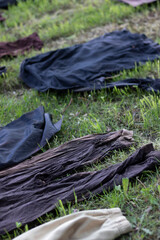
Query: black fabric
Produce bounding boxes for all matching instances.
[0,66,6,76]
[0,133,159,234]
[0,0,17,8]
[0,0,26,9]
[74,78,160,92]
[20,30,160,92]
[0,106,62,170]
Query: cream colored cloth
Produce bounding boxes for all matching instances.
[13,208,132,240]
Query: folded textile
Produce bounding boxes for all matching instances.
[0,135,160,234]
[0,66,6,76]
[13,208,132,240]
[0,106,62,170]
[117,0,158,7]
[19,30,160,92]
[74,78,160,92]
[0,129,133,233]
[0,32,43,59]
[0,13,5,22]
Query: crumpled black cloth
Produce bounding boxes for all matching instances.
[0,66,6,76]
[0,131,159,234]
[0,106,62,170]
[20,30,160,92]
[74,78,160,92]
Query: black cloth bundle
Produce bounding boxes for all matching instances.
[20,30,160,92]
[0,106,62,170]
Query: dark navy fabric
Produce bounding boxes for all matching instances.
[0,106,62,170]
[74,78,160,92]
[0,0,26,9]
[0,0,17,8]
[20,30,160,92]
[0,66,6,76]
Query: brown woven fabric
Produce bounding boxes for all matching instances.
[0,130,134,234]
[0,129,133,177]
[0,32,43,59]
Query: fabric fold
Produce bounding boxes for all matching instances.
[74,78,160,92]
[19,30,160,92]
[13,208,132,240]
[0,106,62,170]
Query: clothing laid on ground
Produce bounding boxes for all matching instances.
[0,129,133,233]
[0,32,43,59]
[20,30,160,92]
[0,133,159,234]
[0,13,5,22]
[0,129,133,177]
[0,106,62,170]
[118,0,158,7]
[13,208,132,240]
[0,66,6,76]
[74,78,160,93]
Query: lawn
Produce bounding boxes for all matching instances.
[0,0,160,239]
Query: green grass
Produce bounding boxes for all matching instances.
[0,0,135,41]
[0,0,160,239]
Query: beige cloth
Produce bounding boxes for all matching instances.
[14,208,132,240]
